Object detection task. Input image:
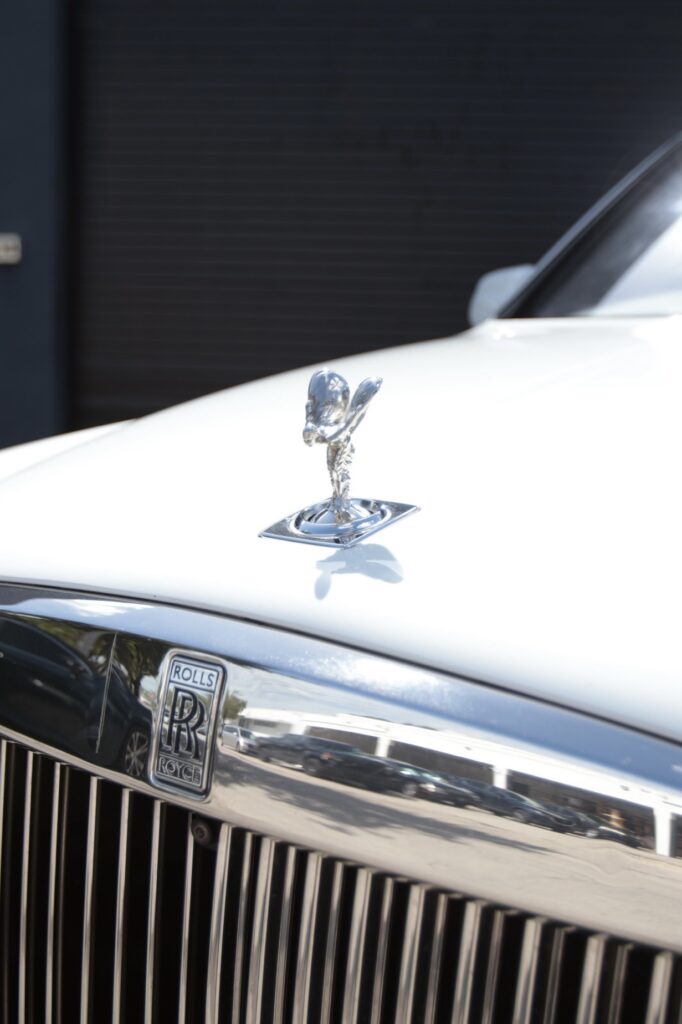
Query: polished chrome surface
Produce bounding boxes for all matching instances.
[2,581,682,966]
[262,368,418,547]
[261,496,418,548]
[303,367,382,524]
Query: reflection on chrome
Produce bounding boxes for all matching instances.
[0,585,681,956]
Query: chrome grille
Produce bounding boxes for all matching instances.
[1,738,681,1024]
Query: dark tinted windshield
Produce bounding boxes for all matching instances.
[509,145,682,318]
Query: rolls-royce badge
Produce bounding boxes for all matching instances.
[261,368,418,548]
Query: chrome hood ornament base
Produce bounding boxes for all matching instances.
[262,368,418,548]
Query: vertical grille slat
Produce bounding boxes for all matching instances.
[646,951,674,1024]
[177,816,196,1024]
[206,823,231,1024]
[319,860,344,1024]
[451,900,483,1024]
[245,836,277,1024]
[273,846,298,1024]
[423,893,449,1024]
[18,750,34,1024]
[576,934,608,1024]
[370,877,395,1024]
[604,943,632,1024]
[144,800,164,1024]
[231,831,255,1024]
[396,885,427,1024]
[0,738,681,1024]
[111,788,131,1024]
[480,907,509,1024]
[79,777,100,1024]
[45,763,62,1024]
[342,867,373,1023]
[292,852,324,1024]
[512,917,545,1024]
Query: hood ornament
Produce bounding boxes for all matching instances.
[262,368,418,548]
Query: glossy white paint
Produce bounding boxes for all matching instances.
[1,316,681,742]
[0,422,125,481]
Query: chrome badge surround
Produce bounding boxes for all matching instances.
[262,368,419,547]
[150,648,226,797]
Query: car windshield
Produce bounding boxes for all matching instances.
[510,145,682,318]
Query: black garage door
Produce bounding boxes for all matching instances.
[70,0,682,427]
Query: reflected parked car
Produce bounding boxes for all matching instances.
[311,751,423,796]
[414,770,483,807]
[221,724,258,754]
[255,733,360,770]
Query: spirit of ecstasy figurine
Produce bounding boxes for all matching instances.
[261,368,418,548]
[302,369,382,524]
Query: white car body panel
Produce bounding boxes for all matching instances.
[1,316,680,742]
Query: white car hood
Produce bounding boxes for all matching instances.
[1,317,681,742]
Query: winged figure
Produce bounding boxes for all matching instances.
[303,369,382,523]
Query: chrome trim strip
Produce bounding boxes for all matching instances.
[272,846,297,1024]
[18,750,33,1024]
[575,934,607,1024]
[177,817,195,1024]
[144,800,163,1024]
[206,823,231,1024]
[292,852,323,1024]
[343,868,372,1021]
[112,788,131,1024]
[512,917,544,1024]
[542,926,571,1023]
[45,763,61,1024]
[245,836,276,1024]
[646,951,674,1024]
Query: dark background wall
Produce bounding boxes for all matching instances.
[0,1,65,446]
[3,1,682,442]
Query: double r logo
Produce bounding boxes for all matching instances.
[162,686,206,760]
